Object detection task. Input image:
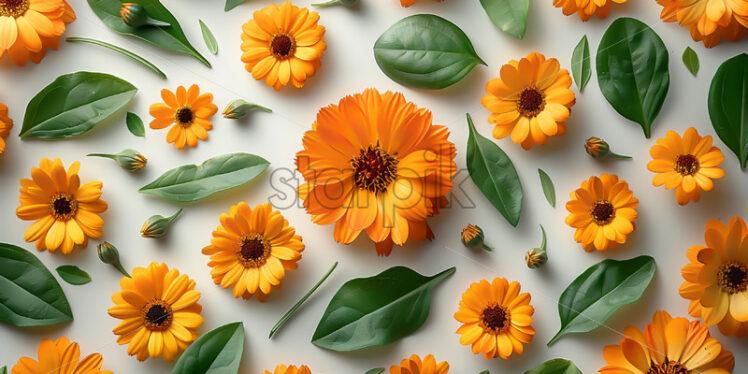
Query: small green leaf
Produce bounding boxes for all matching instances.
[55,265,92,285]
[479,0,529,39]
[126,112,145,137]
[682,46,699,76]
[708,53,748,169]
[224,0,246,11]
[524,359,582,374]
[365,369,385,374]
[479,371,490,374]
[571,35,591,91]
[1,366,6,374]
[171,322,244,374]
[66,37,166,79]
[199,20,218,55]
[537,168,555,208]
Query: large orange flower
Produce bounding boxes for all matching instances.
[553,0,627,21]
[0,102,12,154]
[149,84,217,149]
[295,89,456,256]
[0,0,75,66]
[657,0,748,47]
[390,354,449,374]
[11,337,112,374]
[264,365,311,374]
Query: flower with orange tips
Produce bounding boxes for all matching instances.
[240,1,326,90]
[657,0,748,47]
[390,354,449,374]
[0,0,75,66]
[11,337,112,374]
[599,310,734,373]
[149,84,217,149]
[295,88,456,256]
[565,174,638,252]
[0,102,12,154]
[553,0,627,21]
[647,127,725,205]
[481,52,575,150]
[680,216,748,337]
[400,0,445,7]
[264,364,311,374]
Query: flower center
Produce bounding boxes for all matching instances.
[647,360,689,374]
[49,193,77,221]
[0,0,29,18]
[238,233,271,268]
[480,305,511,334]
[351,145,399,193]
[517,87,545,117]
[270,34,295,60]
[142,300,173,331]
[675,154,699,176]
[175,107,194,126]
[590,200,615,225]
[718,261,748,294]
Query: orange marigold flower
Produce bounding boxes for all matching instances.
[149,84,217,149]
[295,88,457,256]
[657,0,748,47]
[240,1,326,90]
[11,337,112,374]
[0,0,76,66]
[647,127,725,205]
[553,0,627,21]
[455,277,535,360]
[400,0,445,7]
[565,174,638,252]
[599,310,735,373]
[680,216,748,337]
[202,202,304,302]
[16,158,107,254]
[0,102,12,154]
[264,364,311,374]
[390,354,449,373]
[481,52,575,150]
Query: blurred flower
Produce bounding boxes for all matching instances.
[389,354,449,373]
[141,208,182,239]
[0,0,76,66]
[119,3,169,28]
[222,99,272,119]
[97,241,130,277]
[657,0,747,47]
[88,149,147,172]
[0,102,12,154]
[263,365,312,374]
[584,137,631,160]
[149,84,217,149]
[461,224,492,251]
[553,0,627,21]
[11,337,111,374]
[525,225,547,268]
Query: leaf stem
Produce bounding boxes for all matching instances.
[539,224,546,251]
[609,152,632,159]
[167,208,183,222]
[312,0,341,6]
[87,153,116,159]
[66,37,167,79]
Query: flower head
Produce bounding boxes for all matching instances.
[11,337,112,374]
[647,127,725,205]
[97,241,130,277]
[295,89,457,256]
[584,137,631,160]
[119,3,168,28]
[565,174,638,252]
[16,158,108,254]
[141,208,182,238]
[222,99,272,119]
[88,149,147,172]
[108,262,203,362]
[149,84,217,149]
[263,364,312,374]
[553,0,627,21]
[461,224,492,251]
[481,52,575,150]
[0,0,76,66]
[390,354,449,374]
[455,277,535,360]
[202,202,304,301]
[657,0,748,47]
[525,225,548,269]
[0,102,12,154]
[240,1,326,90]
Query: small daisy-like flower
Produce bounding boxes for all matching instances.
[149,84,217,149]
[0,0,76,66]
[553,0,627,21]
[11,337,112,374]
[263,364,312,374]
[390,354,449,374]
[455,277,535,360]
[0,102,12,154]
[647,127,725,205]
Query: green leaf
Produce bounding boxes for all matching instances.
[571,35,591,91]
[19,72,137,139]
[172,322,244,374]
[537,168,555,208]
[682,46,699,76]
[224,0,246,11]
[479,371,490,374]
[548,255,656,345]
[55,265,91,285]
[479,0,529,39]
[140,153,270,202]
[199,20,218,55]
[126,112,145,137]
[87,0,210,67]
[65,37,166,78]
[1,366,6,374]
[524,359,582,374]
[373,14,485,90]
[312,266,455,351]
[0,242,73,327]
[466,113,523,227]
[708,53,748,169]
[596,18,669,138]
[365,369,385,374]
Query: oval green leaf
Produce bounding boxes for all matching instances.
[312,266,455,351]
[199,20,218,55]
[571,35,591,92]
[224,0,246,11]
[682,46,699,76]
[55,265,91,285]
[66,37,166,78]
[172,322,244,374]
[479,0,529,39]
[87,0,210,67]
[466,113,523,227]
[365,369,385,374]
[373,14,485,90]
[548,255,656,345]
[537,168,555,208]
[524,359,582,374]
[140,153,270,202]
[126,112,145,137]
[0,242,73,327]
[708,53,748,169]
[19,72,137,139]
[597,18,669,138]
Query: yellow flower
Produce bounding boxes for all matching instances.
[565,174,638,252]
[240,1,326,91]
[108,262,203,362]
[202,202,304,301]
[16,158,107,254]
[553,0,627,21]
[11,337,112,374]
[454,277,535,360]
[390,354,449,374]
[0,0,76,66]
[0,102,12,154]
[680,216,748,337]
[657,0,748,47]
[599,310,735,373]
[263,364,311,374]
[481,52,575,150]
[647,127,725,205]
[149,84,217,149]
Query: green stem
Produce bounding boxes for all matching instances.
[312,0,341,6]
[66,37,167,79]
[269,262,338,338]
[609,152,632,159]
[167,208,183,223]
[87,153,116,160]
[482,244,493,252]
[539,224,546,251]
[114,263,131,278]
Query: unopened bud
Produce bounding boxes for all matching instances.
[120,3,170,28]
[97,241,130,277]
[88,149,147,172]
[141,208,182,238]
[525,225,548,269]
[584,137,631,160]
[222,99,272,119]
[461,224,492,251]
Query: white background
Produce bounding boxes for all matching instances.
[0,0,747,372]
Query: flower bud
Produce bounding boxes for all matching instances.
[461,224,492,251]
[222,99,272,119]
[584,137,631,160]
[525,225,548,269]
[97,241,130,277]
[88,149,147,172]
[141,208,182,238]
[120,3,170,28]
[313,0,359,6]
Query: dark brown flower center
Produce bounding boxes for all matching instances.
[647,360,689,374]
[176,107,194,126]
[0,0,29,18]
[675,154,699,176]
[590,200,615,225]
[49,193,77,221]
[142,300,173,331]
[270,34,295,59]
[517,87,545,117]
[351,145,398,193]
[718,261,748,294]
[238,233,271,268]
[481,305,510,334]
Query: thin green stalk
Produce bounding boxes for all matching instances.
[269,262,338,338]
[66,37,167,79]
[609,152,632,159]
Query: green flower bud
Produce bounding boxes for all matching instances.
[525,225,548,269]
[222,99,272,119]
[88,149,147,172]
[584,137,631,160]
[120,3,170,28]
[141,208,182,238]
[97,241,130,278]
[313,0,359,7]
[461,224,492,251]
